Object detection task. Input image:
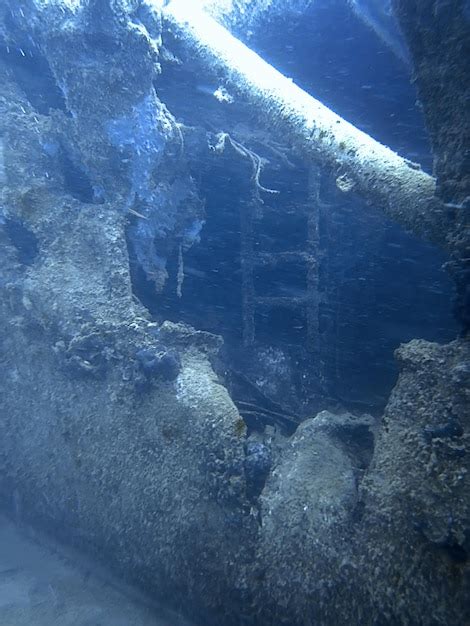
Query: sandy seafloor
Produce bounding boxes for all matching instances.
[0,515,192,626]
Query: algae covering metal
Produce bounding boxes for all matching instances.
[0,1,469,625]
[393,0,470,333]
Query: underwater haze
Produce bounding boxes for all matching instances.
[0,0,469,625]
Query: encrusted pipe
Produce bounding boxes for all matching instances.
[162,0,448,245]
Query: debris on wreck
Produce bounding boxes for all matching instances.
[0,0,468,625]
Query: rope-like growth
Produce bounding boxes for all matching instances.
[212,131,280,201]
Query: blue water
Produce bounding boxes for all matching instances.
[152,0,457,409]
[0,1,464,624]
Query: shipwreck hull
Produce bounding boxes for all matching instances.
[0,1,469,624]
[2,208,469,624]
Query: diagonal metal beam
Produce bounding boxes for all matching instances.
[162,0,448,246]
